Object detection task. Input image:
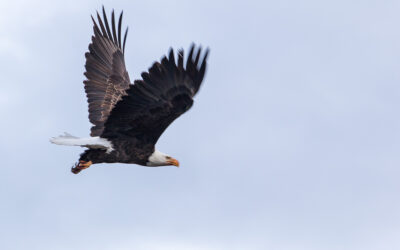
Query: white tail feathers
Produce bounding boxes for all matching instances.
[50,132,114,153]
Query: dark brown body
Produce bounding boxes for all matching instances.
[79,138,155,166]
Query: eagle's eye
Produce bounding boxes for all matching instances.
[166,156,171,160]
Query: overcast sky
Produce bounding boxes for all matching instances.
[1,0,400,249]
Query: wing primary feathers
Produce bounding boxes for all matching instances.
[194,46,202,66]
[161,50,173,73]
[102,6,113,41]
[91,15,100,34]
[168,48,175,65]
[97,7,126,52]
[168,48,179,78]
[201,48,210,67]
[111,10,118,45]
[198,48,210,83]
[160,56,174,84]
[96,12,108,37]
[187,44,195,69]
[177,49,184,71]
[123,27,128,53]
[118,11,123,49]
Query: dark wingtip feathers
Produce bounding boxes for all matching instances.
[111,10,118,45]
[168,48,175,64]
[185,44,209,91]
[162,44,209,73]
[93,6,127,53]
[118,11,123,48]
[194,46,202,65]
[198,47,210,82]
[123,27,128,53]
[141,44,209,96]
[203,47,210,61]
[102,6,112,39]
[187,44,195,69]
[177,49,184,71]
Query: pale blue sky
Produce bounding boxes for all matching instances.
[1,0,400,249]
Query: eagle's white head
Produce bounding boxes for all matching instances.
[146,150,180,167]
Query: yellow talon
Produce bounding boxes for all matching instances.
[71,160,93,174]
[79,160,93,169]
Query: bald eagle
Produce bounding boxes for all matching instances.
[50,7,209,174]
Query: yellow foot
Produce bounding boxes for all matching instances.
[71,161,93,174]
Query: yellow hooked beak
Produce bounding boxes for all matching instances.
[167,158,180,167]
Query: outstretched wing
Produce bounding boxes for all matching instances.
[102,45,209,144]
[84,7,131,136]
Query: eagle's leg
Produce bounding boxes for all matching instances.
[71,160,93,174]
